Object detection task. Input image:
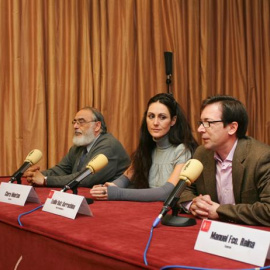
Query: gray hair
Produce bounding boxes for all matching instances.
[81,106,107,134]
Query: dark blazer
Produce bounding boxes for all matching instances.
[180,136,270,226]
[44,133,130,188]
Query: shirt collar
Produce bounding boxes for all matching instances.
[214,139,238,163]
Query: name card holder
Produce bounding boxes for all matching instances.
[0,182,40,206]
[195,219,270,267]
[42,190,92,219]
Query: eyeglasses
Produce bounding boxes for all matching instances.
[72,119,96,126]
[197,120,223,128]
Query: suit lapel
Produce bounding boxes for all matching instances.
[232,139,248,204]
[203,151,219,202]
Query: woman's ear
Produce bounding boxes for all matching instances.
[171,116,177,127]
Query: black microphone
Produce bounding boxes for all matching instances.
[153,159,203,227]
[164,51,173,76]
[9,149,43,184]
[61,154,108,193]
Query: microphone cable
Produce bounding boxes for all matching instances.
[144,217,270,270]
[17,204,44,226]
[143,215,162,265]
[143,226,154,266]
[160,265,270,270]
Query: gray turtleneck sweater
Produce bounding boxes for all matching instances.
[107,135,191,202]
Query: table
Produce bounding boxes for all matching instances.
[0,177,269,270]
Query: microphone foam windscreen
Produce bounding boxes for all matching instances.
[86,154,108,173]
[180,159,203,183]
[24,149,43,165]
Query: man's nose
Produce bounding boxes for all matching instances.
[197,123,205,133]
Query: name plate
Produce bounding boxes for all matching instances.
[42,190,92,219]
[195,219,270,266]
[0,182,40,206]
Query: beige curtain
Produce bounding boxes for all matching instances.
[0,0,269,176]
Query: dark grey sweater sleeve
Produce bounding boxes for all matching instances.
[112,174,130,188]
[107,182,174,202]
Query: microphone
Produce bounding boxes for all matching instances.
[164,51,173,76]
[61,154,108,193]
[153,159,203,227]
[9,149,43,184]
[164,51,173,94]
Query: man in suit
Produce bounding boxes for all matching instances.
[179,95,270,226]
[24,107,130,188]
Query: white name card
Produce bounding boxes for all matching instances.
[0,182,40,206]
[195,219,270,266]
[42,190,92,219]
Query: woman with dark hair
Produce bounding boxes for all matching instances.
[91,93,198,201]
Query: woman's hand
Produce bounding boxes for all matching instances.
[90,182,116,200]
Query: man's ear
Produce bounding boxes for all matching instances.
[94,121,102,133]
[228,121,238,135]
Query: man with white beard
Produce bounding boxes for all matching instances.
[24,107,130,188]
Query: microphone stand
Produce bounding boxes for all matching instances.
[164,51,173,94]
[62,185,79,195]
[166,74,172,94]
[61,176,94,205]
[9,175,22,184]
[161,204,196,227]
[63,185,94,205]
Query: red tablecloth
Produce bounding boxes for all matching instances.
[0,178,269,270]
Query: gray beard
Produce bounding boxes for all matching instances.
[72,129,96,147]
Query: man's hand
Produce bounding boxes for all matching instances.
[190,194,220,220]
[24,167,45,186]
[207,201,220,219]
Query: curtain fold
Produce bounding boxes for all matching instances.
[0,0,269,176]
